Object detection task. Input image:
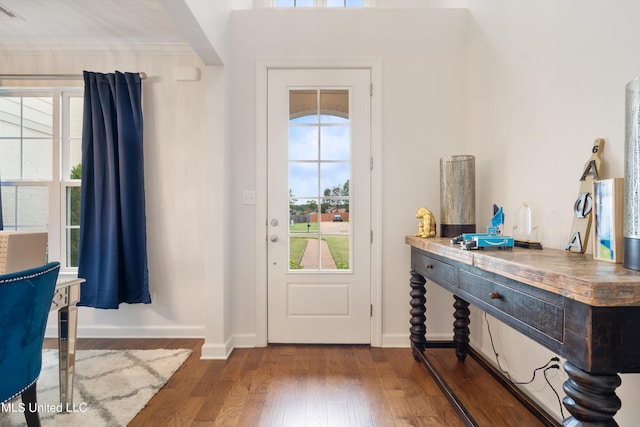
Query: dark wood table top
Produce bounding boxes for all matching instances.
[406,236,640,307]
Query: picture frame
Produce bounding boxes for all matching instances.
[592,178,624,262]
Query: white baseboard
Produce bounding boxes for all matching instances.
[232,333,258,348]
[380,332,455,348]
[426,332,457,342]
[45,328,450,358]
[201,337,234,360]
[200,334,256,360]
[381,333,410,348]
[45,325,205,339]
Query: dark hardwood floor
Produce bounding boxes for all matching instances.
[43,339,547,426]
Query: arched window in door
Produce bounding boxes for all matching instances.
[288,89,351,270]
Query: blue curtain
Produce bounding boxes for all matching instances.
[78,71,150,309]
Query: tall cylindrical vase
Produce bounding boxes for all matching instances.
[625,77,640,270]
[440,155,476,237]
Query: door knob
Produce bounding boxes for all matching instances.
[270,219,279,226]
[270,235,279,242]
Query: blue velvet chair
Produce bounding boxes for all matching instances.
[0,262,60,427]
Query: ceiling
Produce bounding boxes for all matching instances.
[0,0,187,48]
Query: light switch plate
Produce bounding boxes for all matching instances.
[243,190,256,205]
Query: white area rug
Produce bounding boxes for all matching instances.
[0,348,191,426]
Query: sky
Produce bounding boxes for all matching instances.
[288,118,351,204]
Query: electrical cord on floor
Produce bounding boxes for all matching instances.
[484,312,565,417]
[544,365,565,419]
[484,311,515,382]
[511,360,559,385]
[484,312,557,383]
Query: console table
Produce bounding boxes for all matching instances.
[406,236,640,427]
[51,277,84,409]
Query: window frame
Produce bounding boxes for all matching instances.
[60,91,83,272]
[268,0,371,7]
[0,87,83,273]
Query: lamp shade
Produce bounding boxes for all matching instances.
[624,77,640,270]
[440,155,476,237]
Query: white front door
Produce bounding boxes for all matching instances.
[267,68,371,343]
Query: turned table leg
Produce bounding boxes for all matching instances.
[58,304,78,409]
[453,296,470,361]
[562,361,621,426]
[409,269,427,358]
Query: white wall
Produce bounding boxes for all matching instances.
[466,0,640,423]
[201,64,234,358]
[159,0,232,65]
[227,7,469,347]
[6,1,640,422]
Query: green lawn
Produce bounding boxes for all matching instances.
[289,236,308,269]
[290,222,319,233]
[322,235,349,269]
[289,235,349,270]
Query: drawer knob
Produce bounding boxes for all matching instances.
[425,264,434,269]
[489,292,501,300]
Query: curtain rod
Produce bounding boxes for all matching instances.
[0,72,147,80]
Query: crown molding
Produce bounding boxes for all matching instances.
[0,42,195,56]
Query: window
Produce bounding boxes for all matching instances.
[288,89,351,270]
[0,89,83,271]
[274,0,365,7]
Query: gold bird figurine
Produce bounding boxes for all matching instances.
[415,207,437,238]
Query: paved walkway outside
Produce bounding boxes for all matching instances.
[299,238,337,269]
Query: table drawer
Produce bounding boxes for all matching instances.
[459,269,564,342]
[412,249,457,287]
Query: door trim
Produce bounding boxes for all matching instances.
[255,58,383,347]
